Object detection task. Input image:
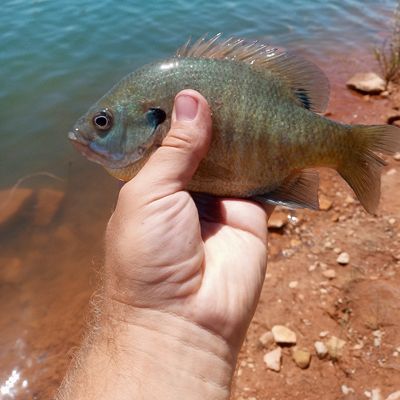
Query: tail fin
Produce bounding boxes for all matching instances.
[338,124,400,214]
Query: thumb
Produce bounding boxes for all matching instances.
[132,89,212,199]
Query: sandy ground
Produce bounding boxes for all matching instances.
[0,61,399,399]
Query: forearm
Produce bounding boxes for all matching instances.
[56,302,236,400]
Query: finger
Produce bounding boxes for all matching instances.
[128,89,212,200]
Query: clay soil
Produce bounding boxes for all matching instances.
[1,60,399,399]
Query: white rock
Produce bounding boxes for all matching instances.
[326,336,346,359]
[341,385,354,395]
[394,152,400,161]
[337,252,350,265]
[259,331,274,348]
[288,280,298,288]
[319,331,329,338]
[314,341,328,359]
[271,325,297,344]
[386,391,400,400]
[346,72,386,94]
[263,347,282,372]
[373,330,383,347]
[371,388,382,400]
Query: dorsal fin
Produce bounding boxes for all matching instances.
[176,34,330,113]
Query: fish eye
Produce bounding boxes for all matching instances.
[146,107,166,126]
[93,109,113,131]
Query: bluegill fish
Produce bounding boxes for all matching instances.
[69,35,400,213]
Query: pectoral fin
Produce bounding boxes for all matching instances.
[251,170,320,210]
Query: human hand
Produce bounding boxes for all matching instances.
[58,90,272,400]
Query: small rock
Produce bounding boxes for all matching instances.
[346,72,386,94]
[319,194,333,211]
[33,188,65,226]
[334,247,342,254]
[288,280,298,289]
[292,347,311,369]
[0,257,24,284]
[268,211,288,230]
[386,391,400,400]
[259,331,274,348]
[0,188,33,229]
[314,341,328,359]
[322,269,336,279]
[373,330,383,347]
[319,331,329,338]
[326,336,346,359]
[371,389,382,400]
[337,252,350,265]
[341,385,355,395]
[263,347,282,372]
[388,218,396,225]
[271,325,297,345]
[393,152,400,161]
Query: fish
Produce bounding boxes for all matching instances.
[68,34,400,213]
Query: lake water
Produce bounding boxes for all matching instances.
[0,0,397,398]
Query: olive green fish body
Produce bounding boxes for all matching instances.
[69,36,400,213]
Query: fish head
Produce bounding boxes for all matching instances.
[68,88,170,170]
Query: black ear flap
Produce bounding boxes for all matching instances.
[146,108,166,126]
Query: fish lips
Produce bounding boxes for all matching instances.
[68,130,153,169]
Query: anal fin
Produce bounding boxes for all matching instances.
[251,170,320,210]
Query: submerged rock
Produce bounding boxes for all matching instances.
[0,188,33,230]
[346,72,385,94]
[33,188,65,226]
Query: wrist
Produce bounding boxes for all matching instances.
[60,300,236,400]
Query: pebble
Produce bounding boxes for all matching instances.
[386,391,400,400]
[334,247,342,254]
[322,269,336,279]
[346,72,386,94]
[292,347,311,369]
[319,194,333,211]
[394,152,400,161]
[288,280,298,289]
[373,330,383,347]
[0,188,33,229]
[259,331,274,348]
[33,188,65,226]
[326,336,346,359]
[267,211,287,229]
[271,325,297,345]
[319,331,329,338]
[341,385,354,395]
[263,347,282,372]
[337,252,350,265]
[314,341,328,359]
[371,389,382,400]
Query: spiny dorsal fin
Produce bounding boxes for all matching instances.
[251,169,320,210]
[176,34,330,113]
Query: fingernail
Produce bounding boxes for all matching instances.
[175,95,199,121]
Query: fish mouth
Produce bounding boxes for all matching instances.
[68,130,141,169]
